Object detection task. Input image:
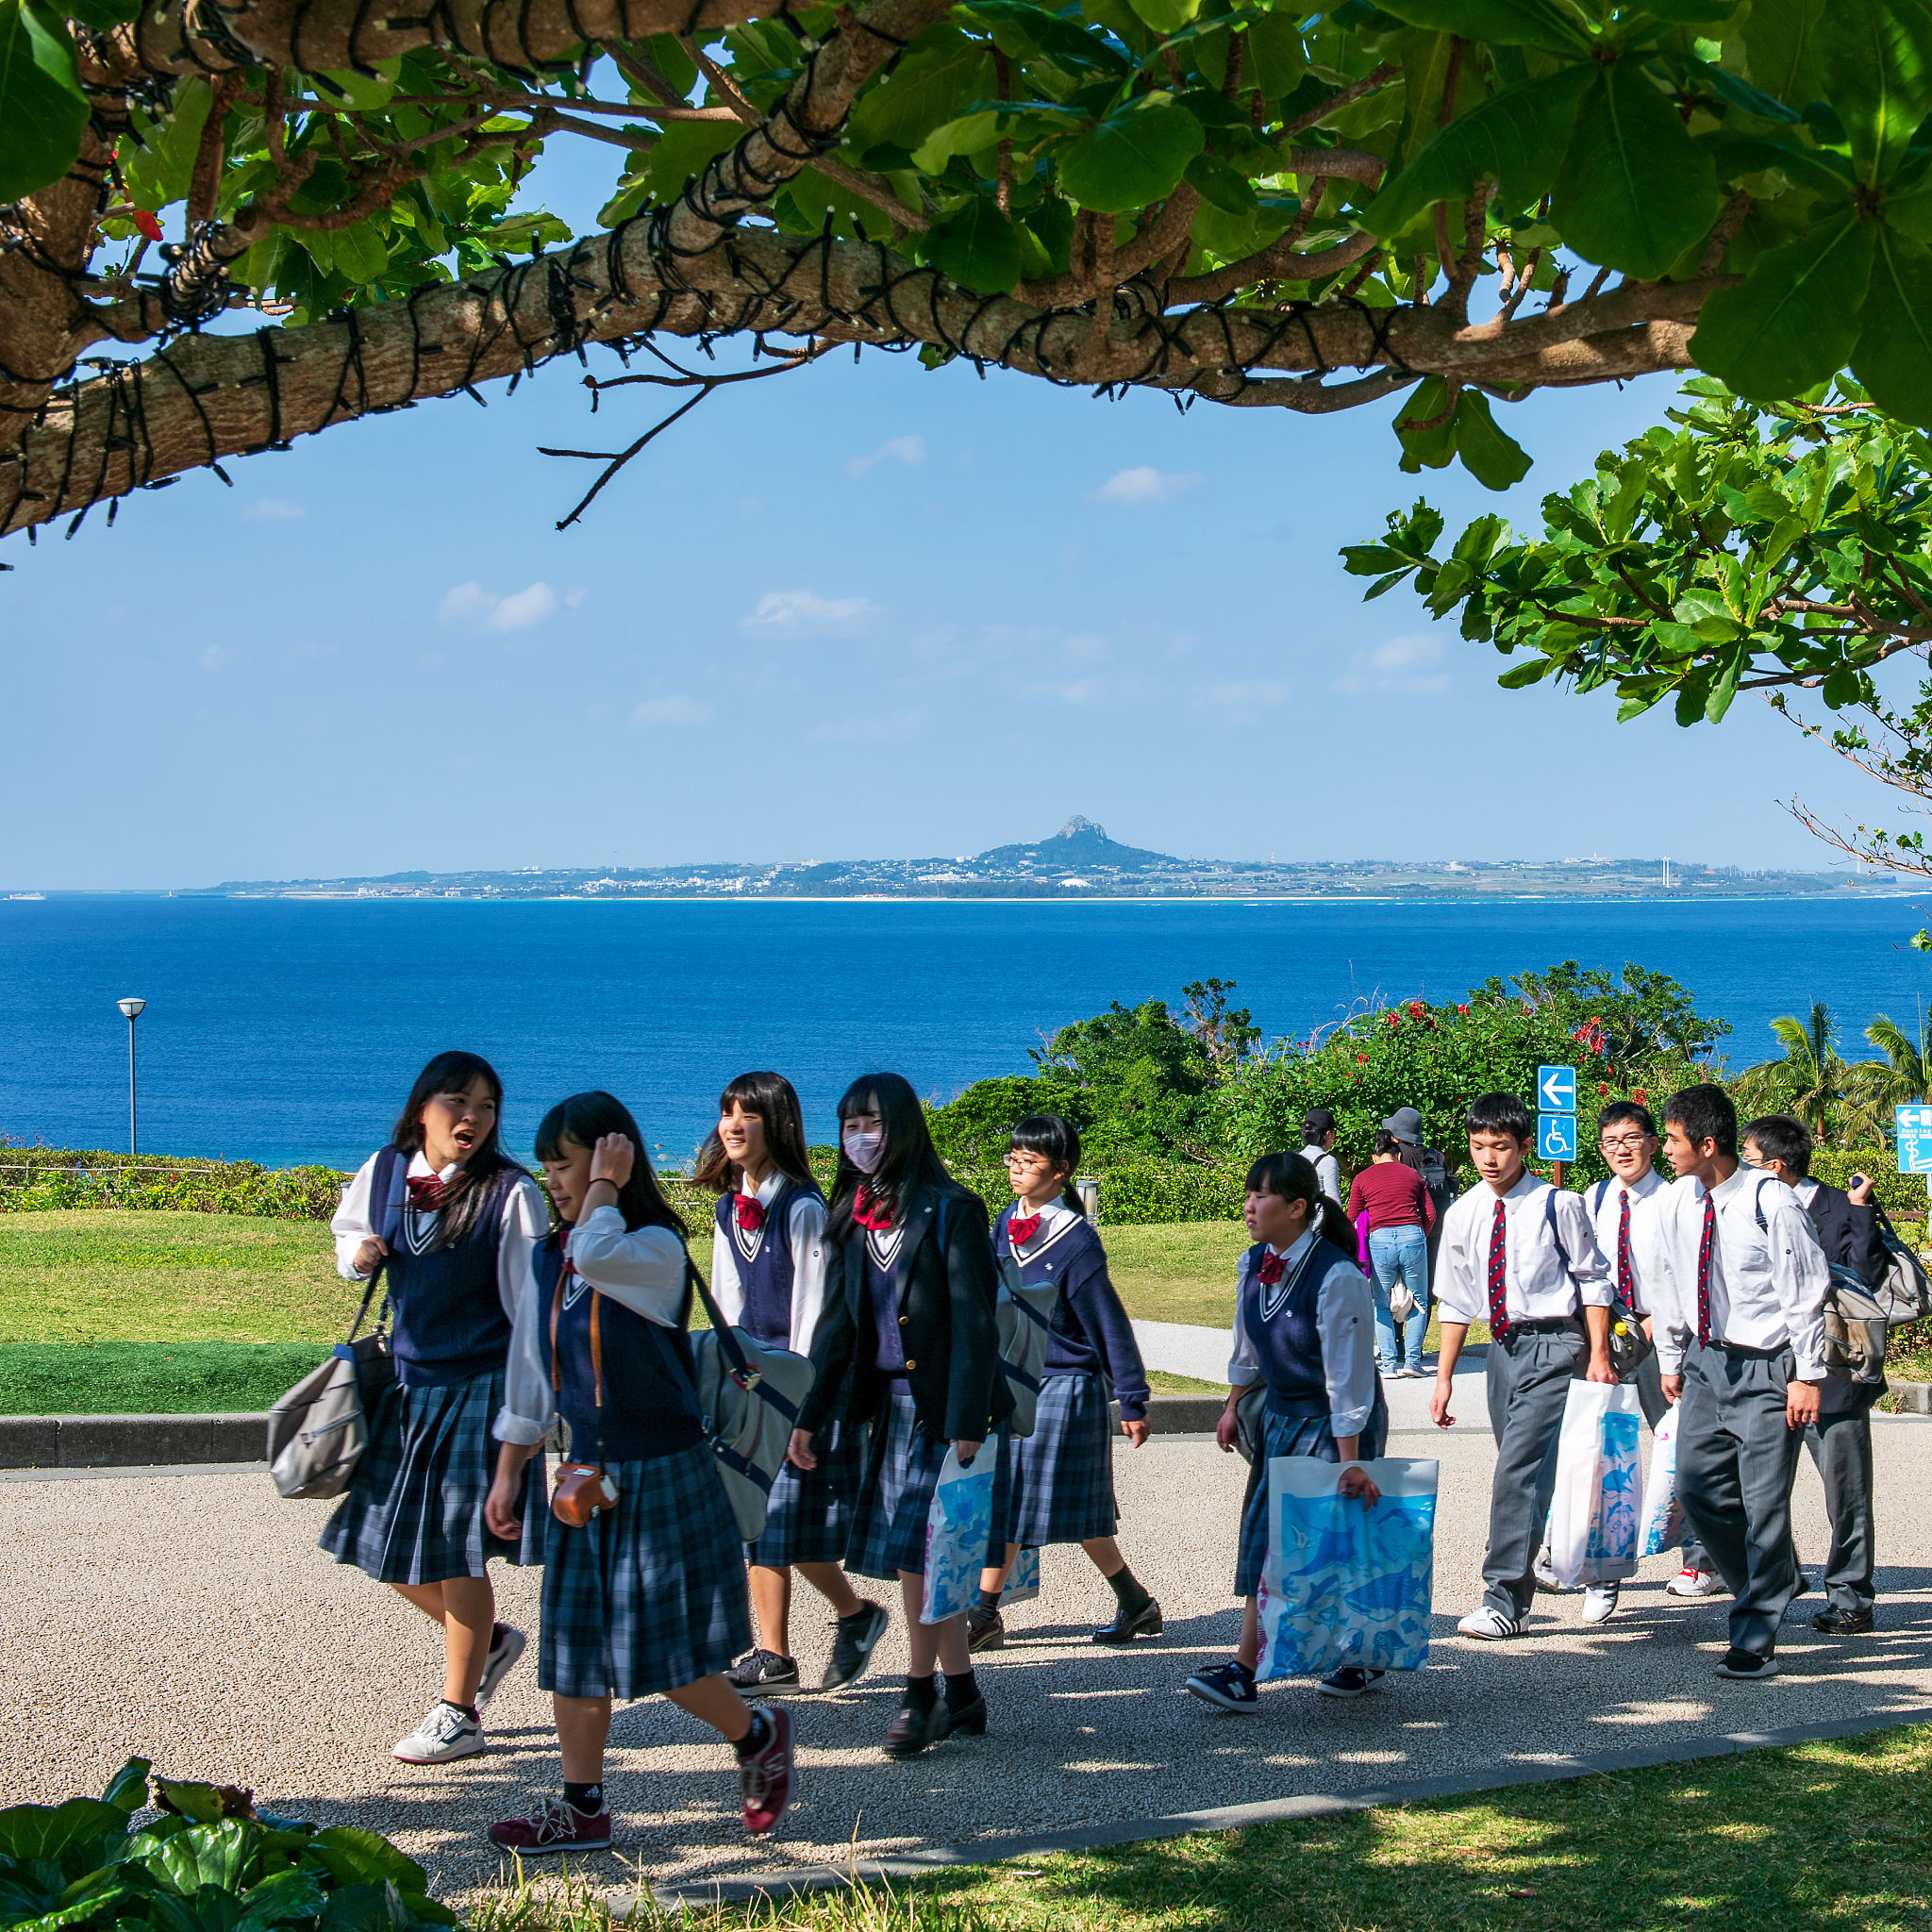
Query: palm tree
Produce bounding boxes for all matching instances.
[1736,1001,1855,1144]
[1845,1007,1932,1144]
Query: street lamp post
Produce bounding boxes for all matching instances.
[117,998,145,1155]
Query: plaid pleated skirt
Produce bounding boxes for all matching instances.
[845,1382,1010,1582]
[1005,1372,1117,1548]
[1233,1391,1389,1597]
[318,1365,543,1584]
[540,1441,753,1700]
[747,1417,860,1568]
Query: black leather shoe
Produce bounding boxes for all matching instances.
[941,1692,988,1739]
[1091,1597,1163,1644]
[965,1606,1006,1653]
[1812,1606,1874,1634]
[882,1695,949,1759]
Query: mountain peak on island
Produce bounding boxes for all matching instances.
[973,817,1178,872]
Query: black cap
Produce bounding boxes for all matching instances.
[1303,1108,1337,1141]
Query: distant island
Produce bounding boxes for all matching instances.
[199,818,1877,901]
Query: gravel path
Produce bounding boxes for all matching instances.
[4,1371,1928,1901]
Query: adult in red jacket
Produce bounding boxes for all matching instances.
[1346,1132,1436,1376]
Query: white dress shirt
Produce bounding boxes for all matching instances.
[1226,1227,1378,1441]
[1434,1174,1611,1328]
[1648,1167,1829,1379]
[494,1204,691,1446]
[1584,1166,1669,1316]
[331,1148,547,1322]
[1300,1144,1343,1206]
[708,1167,830,1354]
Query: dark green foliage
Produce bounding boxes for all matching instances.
[0,1152,346,1222]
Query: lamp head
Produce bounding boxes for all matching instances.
[117,998,145,1021]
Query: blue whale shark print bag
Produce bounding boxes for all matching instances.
[1257,1458,1438,1679]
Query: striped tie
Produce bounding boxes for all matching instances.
[1616,1189,1637,1313]
[1487,1197,1510,1342]
[1695,1193,1716,1346]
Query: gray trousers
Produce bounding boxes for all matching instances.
[1676,1341,1805,1655]
[1631,1350,1712,1572]
[1804,1391,1878,1613]
[1483,1324,1585,1620]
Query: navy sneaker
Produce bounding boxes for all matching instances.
[1185,1659,1259,1712]
[821,1602,890,1690]
[1318,1666,1386,1699]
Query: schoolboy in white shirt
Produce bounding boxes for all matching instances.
[1431,1092,1614,1640]
[1652,1084,1829,1680]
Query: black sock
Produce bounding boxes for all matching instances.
[975,1588,1003,1614]
[733,1708,771,1760]
[943,1670,979,1710]
[838,1601,877,1625]
[1103,1562,1150,1612]
[561,1781,602,1815]
[443,1700,479,1722]
[904,1674,940,1715]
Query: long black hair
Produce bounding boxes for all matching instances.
[1246,1149,1356,1253]
[828,1071,949,1235]
[389,1049,521,1247]
[691,1070,816,1195]
[1009,1112,1085,1214]
[535,1091,689,1237]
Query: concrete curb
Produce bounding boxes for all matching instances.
[649,1703,1932,1907]
[0,1413,266,1469]
[1888,1380,1932,1414]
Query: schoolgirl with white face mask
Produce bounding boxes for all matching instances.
[789,1072,1013,1758]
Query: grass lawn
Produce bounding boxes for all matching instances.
[475,1724,1932,1932]
[1102,1221,1248,1326]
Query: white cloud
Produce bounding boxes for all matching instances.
[243,498,307,521]
[811,706,929,743]
[632,696,713,727]
[742,589,880,637]
[847,435,925,478]
[1062,632,1108,663]
[198,643,241,672]
[1334,633,1452,696]
[1093,466,1202,507]
[1191,678,1292,709]
[438,580,559,632]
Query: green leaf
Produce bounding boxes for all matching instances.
[1125,0,1198,36]
[1851,224,1932,424]
[0,1,89,204]
[61,0,141,25]
[153,1784,227,1827]
[922,196,1024,291]
[317,1885,415,1932]
[1497,657,1556,687]
[0,1802,129,1864]
[848,38,997,152]
[910,109,1001,174]
[329,221,391,285]
[141,1822,257,1894]
[1819,0,1932,185]
[239,1869,328,1928]
[1394,374,1457,471]
[302,1829,433,1900]
[100,1760,152,1817]
[1188,190,1294,261]
[1551,56,1720,278]
[644,120,744,203]
[1241,12,1306,100]
[1743,0,1826,110]
[1183,149,1257,214]
[1371,0,1593,57]
[1058,92,1204,211]
[1361,65,1592,236]
[1454,391,1532,490]
[1692,210,1874,397]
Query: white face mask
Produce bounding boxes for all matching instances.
[842,1126,886,1174]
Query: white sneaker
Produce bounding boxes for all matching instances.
[1666,1567,1725,1599]
[393,1700,484,1764]
[1457,1606,1524,1640]
[1582,1581,1620,1624]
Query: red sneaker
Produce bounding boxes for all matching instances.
[739,1707,794,1835]
[487,1797,612,1855]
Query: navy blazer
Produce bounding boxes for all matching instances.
[1805,1178,1889,1411]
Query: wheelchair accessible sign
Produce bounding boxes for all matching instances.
[1538,1064,1577,1162]
[1898,1105,1932,1175]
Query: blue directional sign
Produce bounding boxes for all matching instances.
[1538,1112,1578,1161]
[1537,1064,1577,1114]
[1898,1105,1932,1175]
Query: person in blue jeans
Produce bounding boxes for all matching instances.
[1346,1132,1436,1376]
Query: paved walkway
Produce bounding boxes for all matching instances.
[5,1371,1929,1902]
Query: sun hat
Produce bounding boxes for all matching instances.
[1381,1106,1424,1143]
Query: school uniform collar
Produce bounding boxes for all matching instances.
[1266,1228,1319,1266]
[1709,1162,1753,1204]
[1010,1195,1079,1256]
[1491,1171,1544,1204]
[1608,1167,1664,1199]
[406,1152,463,1182]
[1792,1175,1820,1207]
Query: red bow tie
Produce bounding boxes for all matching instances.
[853,1185,894,1232]
[407,1174,448,1211]
[1008,1213,1041,1245]
[1257,1251,1286,1287]
[733,1193,765,1232]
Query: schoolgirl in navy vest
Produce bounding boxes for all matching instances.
[694,1070,889,1696]
[1185,1151,1387,1714]
[483,1092,793,1856]
[323,1050,548,1769]
[789,1071,1012,1759]
[968,1112,1162,1652]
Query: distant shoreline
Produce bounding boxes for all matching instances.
[1,889,1910,907]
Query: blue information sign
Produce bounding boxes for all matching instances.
[1537,1064,1577,1114]
[1898,1105,1932,1175]
[1537,1113,1578,1161]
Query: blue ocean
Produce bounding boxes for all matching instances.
[1,894,1927,1170]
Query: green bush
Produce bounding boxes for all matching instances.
[0,1760,456,1932]
[0,1150,346,1221]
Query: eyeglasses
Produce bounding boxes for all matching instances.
[1003,1152,1052,1169]
[1598,1134,1653,1153]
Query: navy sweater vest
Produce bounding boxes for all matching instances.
[713,1178,824,1347]
[1240,1238,1346,1421]
[382,1163,519,1389]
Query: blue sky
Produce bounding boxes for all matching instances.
[2,138,1881,890]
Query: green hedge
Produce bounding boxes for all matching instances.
[0,1150,345,1220]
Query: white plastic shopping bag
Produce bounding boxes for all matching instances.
[920,1445,997,1624]
[1545,1380,1643,1588]
[1000,1544,1041,1606]
[1256,1457,1438,1680]
[1640,1400,1689,1557]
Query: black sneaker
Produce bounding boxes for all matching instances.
[725,1649,799,1695]
[1317,1666,1387,1699]
[821,1603,890,1691]
[965,1606,1006,1653]
[1715,1647,1779,1680]
[1812,1606,1874,1635]
[1185,1659,1259,1712]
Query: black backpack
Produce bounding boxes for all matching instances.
[1403,1142,1456,1220]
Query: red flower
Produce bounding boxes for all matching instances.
[1633,1088,1647,1103]
[1356,1053,1367,1062]
[1407,1001,1424,1018]
[1457,1004,1469,1014]
[1599,1082,1608,1097]
[132,209,163,242]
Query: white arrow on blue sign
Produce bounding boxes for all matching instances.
[1898,1104,1932,1176]
[1538,1064,1577,1113]
[1537,1113,1578,1161]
